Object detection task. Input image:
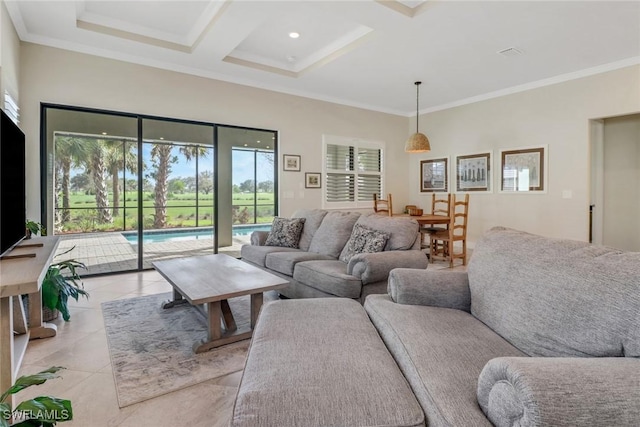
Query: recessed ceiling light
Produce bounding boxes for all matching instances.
[159,137,164,140]
[289,32,300,39]
[257,140,261,143]
[244,144,248,147]
[101,132,107,135]
[266,146,270,149]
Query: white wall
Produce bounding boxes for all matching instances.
[602,114,640,251]
[19,43,410,221]
[409,65,640,244]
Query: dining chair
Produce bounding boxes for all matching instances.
[373,193,393,216]
[429,194,470,267]
[419,193,451,250]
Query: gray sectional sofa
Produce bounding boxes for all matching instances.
[231,227,640,427]
[240,209,429,302]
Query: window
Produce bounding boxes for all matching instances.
[4,91,19,125]
[322,135,384,209]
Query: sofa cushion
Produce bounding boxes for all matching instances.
[339,224,389,263]
[265,251,335,276]
[308,211,361,258]
[264,217,306,248]
[230,299,425,427]
[292,209,328,251]
[241,244,302,267]
[364,294,525,427]
[468,227,640,357]
[354,213,419,251]
[293,260,362,298]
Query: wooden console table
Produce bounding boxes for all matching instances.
[0,236,59,399]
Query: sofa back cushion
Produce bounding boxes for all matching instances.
[308,211,361,258]
[354,214,420,251]
[468,227,640,358]
[292,209,328,251]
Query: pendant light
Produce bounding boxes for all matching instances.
[404,81,431,153]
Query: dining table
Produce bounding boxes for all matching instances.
[394,213,450,225]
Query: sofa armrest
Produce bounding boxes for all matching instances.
[347,250,428,285]
[387,268,471,312]
[250,230,269,246]
[477,357,640,427]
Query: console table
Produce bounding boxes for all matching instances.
[0,236,59,398]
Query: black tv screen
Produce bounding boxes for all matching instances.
[0,109,26,257]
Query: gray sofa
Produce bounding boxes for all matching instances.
[240,209,429,302]
[231,227,640,426]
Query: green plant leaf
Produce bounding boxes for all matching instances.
[14,396,73,423]
[0,402,11,427]
[0,368,64,403]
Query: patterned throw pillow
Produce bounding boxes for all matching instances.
[264,217,306,248]
[340,224,390,263]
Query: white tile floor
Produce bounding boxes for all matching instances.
[17,254,467,427]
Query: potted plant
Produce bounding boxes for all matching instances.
[24,220,46,239]
[41,248,89,322]
[0,366,73,426]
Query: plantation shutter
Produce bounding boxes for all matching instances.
[322,137,384,209]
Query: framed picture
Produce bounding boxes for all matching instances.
[283,154,301,171]
[305,172,321,188]
[420,157,448,192]
[455,152,491,192]
[499,146,547,193]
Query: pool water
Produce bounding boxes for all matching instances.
[123,224,271,244]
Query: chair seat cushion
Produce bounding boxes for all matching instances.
[293,260,362,298]
[265,251,335,276]
[240,244,302,267]
[364,294,525,427]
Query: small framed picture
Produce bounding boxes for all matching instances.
[283,154,301,171]
[455,152,491,192]
[420,157,448,192]
[305,172,321,188]
[500,146,547,193]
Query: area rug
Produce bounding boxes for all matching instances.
[102,292,267,408]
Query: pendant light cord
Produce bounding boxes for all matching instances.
[415,81,421,133]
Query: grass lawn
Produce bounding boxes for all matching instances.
[59,191,275,233]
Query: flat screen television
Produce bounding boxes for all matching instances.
[0,109,26,257]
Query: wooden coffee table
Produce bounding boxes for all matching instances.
[153,254,289,353]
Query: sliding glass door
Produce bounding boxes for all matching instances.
[42,106,277,275]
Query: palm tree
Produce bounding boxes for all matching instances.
[105,141,137,217]
[85,139,113,224]
[150,143,208,229]
[54,136,86,226]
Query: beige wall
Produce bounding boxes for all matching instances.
[0,1,20,109]
[410,65,640,244]
[19,43,410,221]
[602,114,640,251]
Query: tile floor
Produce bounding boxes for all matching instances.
[17,254,467,427]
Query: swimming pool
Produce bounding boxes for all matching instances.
[122,224,271,244]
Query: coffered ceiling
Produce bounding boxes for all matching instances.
[6,1,640,115]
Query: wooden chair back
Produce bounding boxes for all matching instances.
[431,193,451,216]
[373,193,393,216]
[429,193,470,267]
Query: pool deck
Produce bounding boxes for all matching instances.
[55,231,251,275]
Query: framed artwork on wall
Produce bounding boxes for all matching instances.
[420,157,448,192]
[305,172,321,188]
[499,146,547,193]
[283,154,301,171]
[455,152,491,192]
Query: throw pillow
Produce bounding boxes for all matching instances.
[264,217,306,248]
[340,223,390,263]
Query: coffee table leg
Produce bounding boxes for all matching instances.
[250,293,263,329]
[162,288,188,309]
[220,300,237,332]
[194,301,222,354]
